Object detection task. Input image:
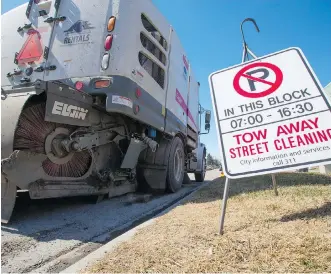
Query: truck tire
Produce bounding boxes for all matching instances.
[167,137,185,193]
[194,151,206,182]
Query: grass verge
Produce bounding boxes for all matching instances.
[85,172,331,273]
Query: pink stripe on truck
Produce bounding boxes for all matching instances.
[175,89,197,129]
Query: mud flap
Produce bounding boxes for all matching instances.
[45,82,93,127]
[1,174,17,223]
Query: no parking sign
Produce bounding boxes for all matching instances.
[209,47,331,179]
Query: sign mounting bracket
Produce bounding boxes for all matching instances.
[241,18,260,63]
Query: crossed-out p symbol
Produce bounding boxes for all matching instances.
[233,62,283,98]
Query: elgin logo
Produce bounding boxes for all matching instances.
[52,101,88,120]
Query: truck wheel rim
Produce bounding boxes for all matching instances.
[174,147,183,181]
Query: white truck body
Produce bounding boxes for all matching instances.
[2,0,200,138]
[1,0,210,223]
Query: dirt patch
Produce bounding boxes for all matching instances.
[1,237,37,258]
[85,172,331,273]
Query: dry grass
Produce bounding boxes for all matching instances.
[85,172,331,273]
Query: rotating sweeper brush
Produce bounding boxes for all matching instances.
[13,102,92,178]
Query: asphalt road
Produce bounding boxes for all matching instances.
[1,170,220,273]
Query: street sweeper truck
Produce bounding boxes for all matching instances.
[1,0,211,223]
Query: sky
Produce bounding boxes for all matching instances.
[2,0,331,159]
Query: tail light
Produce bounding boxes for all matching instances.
[75,81,84,90]
[104,35,113,51]
[107,16,116,32]
[134,105,140,114]
[94,79,111,88]
[135,88,142,98]
[101,53,110,70]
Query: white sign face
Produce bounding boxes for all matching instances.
[209,47,331,178]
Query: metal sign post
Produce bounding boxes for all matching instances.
[219,177,230,235]
[271,173,279,196]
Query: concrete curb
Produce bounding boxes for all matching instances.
[60,179,212,273]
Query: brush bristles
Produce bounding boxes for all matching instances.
[42,152,91,177]
[13,103,91,177]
